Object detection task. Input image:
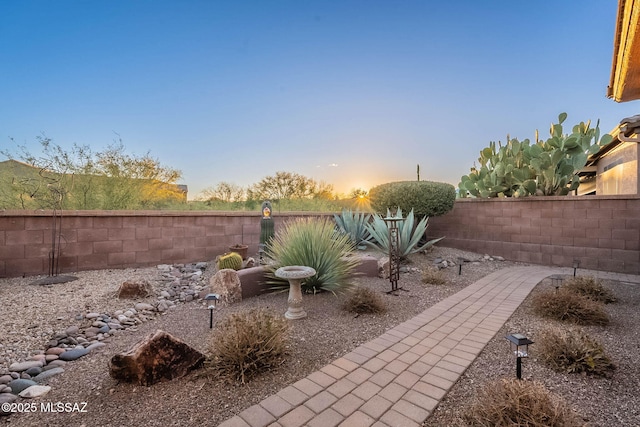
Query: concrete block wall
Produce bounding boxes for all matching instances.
[426,195,640,274]
[0,211,330,278]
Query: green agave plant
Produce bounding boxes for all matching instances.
[364,207,443,258]
[265,217,359,294]
[333,209,372,249]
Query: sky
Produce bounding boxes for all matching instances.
[2,1,639,199]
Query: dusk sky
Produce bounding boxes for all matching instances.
[2,1,639,199]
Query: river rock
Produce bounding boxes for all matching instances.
[58,348,90,361]
[19,385,51,398]
[8,379,37,394]
[33,368,65,383]
[9,360,43,372]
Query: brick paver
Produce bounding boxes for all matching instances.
[217,266,640,426]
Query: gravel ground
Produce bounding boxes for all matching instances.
[0,247,638,426]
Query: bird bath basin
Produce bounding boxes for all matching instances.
[275,266,316,320]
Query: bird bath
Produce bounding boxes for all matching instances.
[275,265,316,320]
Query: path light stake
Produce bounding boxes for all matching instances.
[458,257,464,275]
[506,333,534,380]
[550,275,564,293]
[384,216,403,294]
[573,259,580,277]
[205,294,219,329]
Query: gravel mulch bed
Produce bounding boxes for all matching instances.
[1,247,638,426]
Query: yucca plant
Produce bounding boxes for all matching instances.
[364,207,443,259]
[334,209,372,249]
[265,217,359,294]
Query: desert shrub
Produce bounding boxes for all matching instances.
[343,287,386,314]
[531,288,610,326]
[537,327,616,377]
[368,180,456,218]
[563,276,617,304]
[209,308,289,383]
[464,378,584,426]
[364,207,443,259]
[334,209,372,247]
[265,217,359,294]
[421,268,447,285]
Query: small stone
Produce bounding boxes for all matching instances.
[19,385,51,398]
[98,325,110,334]
[0,392,18,413]
[9,360,43,372]
[494,256,505,261]
[46,347,66,355]
[135,302,154,311]
[58,348,90,361]
[0,375,12,384]
[156,301,169,312]
[65,325,80,336]
[86,342,106,352]
[85,312,101,319]
[44,360,67,369]
[33,368,65,383]
[8,379,37,394]
[45,354,59,362]
[24,367,42,376]
[92,320,107,327]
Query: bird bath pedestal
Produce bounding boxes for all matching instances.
[275,266,316,320]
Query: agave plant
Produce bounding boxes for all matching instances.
[364,207,443,259]
[265,217,359,294]
[333,209,372,249]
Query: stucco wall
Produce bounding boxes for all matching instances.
[596,141,639,195]
[426,196,640,274]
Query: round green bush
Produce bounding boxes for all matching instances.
[368,181,456,218]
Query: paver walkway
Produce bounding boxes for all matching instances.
[219,266,638,427]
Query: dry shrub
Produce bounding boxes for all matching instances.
[532,288,610,326]
[564,276,617,304]
[421,267,447,285]
[538,327,616,377]
[209,308,289,383]
[464,378,584,426]
[343,286,387,314]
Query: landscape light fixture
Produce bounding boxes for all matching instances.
[204,293,220,329]
[573,259,580,277]
[550,275,564,293]
[457,257,465,275]
[506,333,534,380]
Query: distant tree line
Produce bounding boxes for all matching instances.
[0,136,185,210]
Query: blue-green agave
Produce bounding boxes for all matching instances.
[364,207,443,258]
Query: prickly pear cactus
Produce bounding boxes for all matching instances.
[217,252,243,271]
[459,113,613,198]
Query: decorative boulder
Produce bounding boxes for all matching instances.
[109,330,204,386]
[378,257,390,279]
[117,280,153,299]
[209,269,242,306]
